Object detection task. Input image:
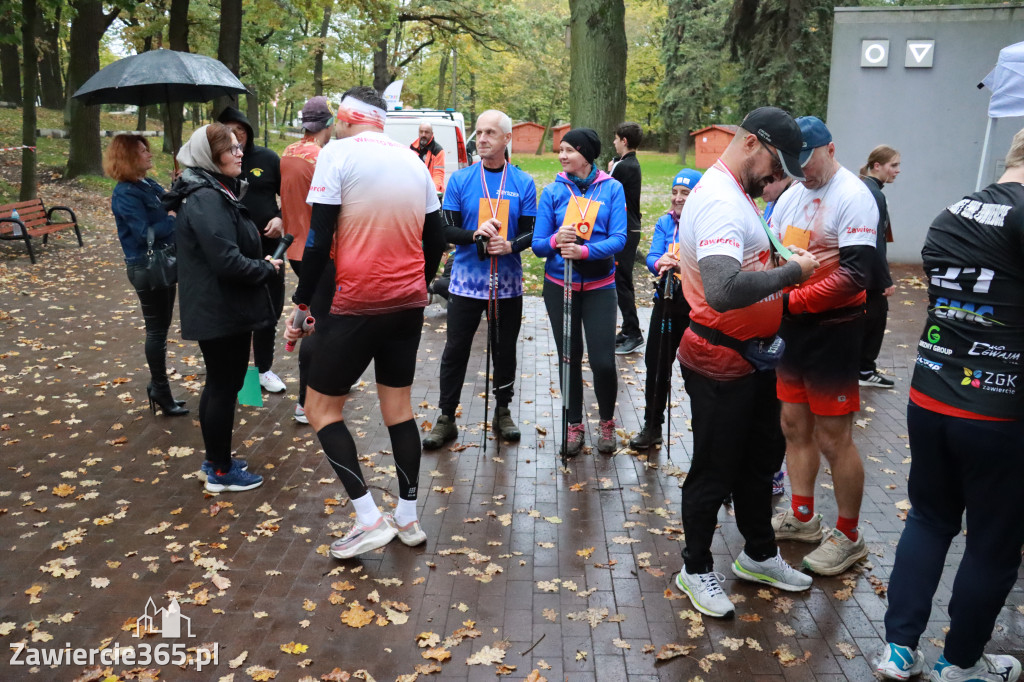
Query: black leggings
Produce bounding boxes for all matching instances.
[542,280,617,423]
[197,332,252,468]
[127,266,176,385]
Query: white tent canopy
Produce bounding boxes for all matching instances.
[977,40,1024,190]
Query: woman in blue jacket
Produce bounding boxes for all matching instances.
[533,128,627,456]
[104,134,188,417]
[630,168,702,450]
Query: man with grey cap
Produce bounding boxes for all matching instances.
[672,106,819,619]
[769,116,879,577]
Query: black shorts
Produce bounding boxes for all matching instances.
[307,307,424,396]
[777,316,864,416]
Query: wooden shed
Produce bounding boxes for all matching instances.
[511,122,545,155]
[690,125,739,169]
[551,124,571,152]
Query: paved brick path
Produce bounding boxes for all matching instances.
[1,203,1022,681]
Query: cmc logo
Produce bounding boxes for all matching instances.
[927,325,941,343]
[933,298,998,327]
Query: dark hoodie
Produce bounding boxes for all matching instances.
[163,168,276,341]
[217,107,282,251]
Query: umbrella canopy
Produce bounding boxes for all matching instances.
[72,49,248,107]
[981,40,1024,118]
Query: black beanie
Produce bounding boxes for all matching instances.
[562,128,601,165]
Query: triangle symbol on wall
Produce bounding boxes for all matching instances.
[909,43,933,63]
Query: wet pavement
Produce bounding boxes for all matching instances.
[1,199,1023,681]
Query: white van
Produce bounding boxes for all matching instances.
[383,109,469,191]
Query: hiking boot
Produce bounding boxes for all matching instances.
[802,528,868,576]
[384,513,427,547]
[629,422,663,449]
[614,335,644,355]
[931,653,1021,682]
[491,407,521,442]
[422,415,458,450]
[597,418,617,454]
[561,422,585,458]
[860,370,895,388]
[205,467,263,493]
[877,643,927,680]
[200,458,248,478]
[731,550,811,592]
[772,508,824,542]
[329,516,397,559]
[259,370,286,393]
[674,568,734,618]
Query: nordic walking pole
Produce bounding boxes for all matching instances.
[482,255,497,454]
[490,255,501,453]
[658,271,674,461]
[560,254,573,468]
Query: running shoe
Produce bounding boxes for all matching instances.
[294,404,309,424]
[614,335,644,355]
[772,470,786,496]
[731,550,812,592]
[930,653,1021,681]
[629,422,663,449]
[329,516,397,559]
[200,458,248,477]
[259,370,286,393]
[674,568,734,618]
[422,415,458,450]
[561,423,585,458]
[877,643,927,680]
[597,418,617,454]
[205,467,263,493]
[802,528,868,576]
[384,513,427,546]
[860,371,895,388]
[772,508,824,542]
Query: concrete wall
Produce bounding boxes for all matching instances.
[827,4,1024,263]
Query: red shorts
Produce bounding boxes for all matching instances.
[776,316,862,416]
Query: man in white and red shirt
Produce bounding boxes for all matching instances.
[674,107,818,619]
[768,116,879,577]
[285,86,446,560]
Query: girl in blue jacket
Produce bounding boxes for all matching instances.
[533,128,627,457]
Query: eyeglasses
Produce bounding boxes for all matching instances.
[229,144,244,154]
[757,138,784,177]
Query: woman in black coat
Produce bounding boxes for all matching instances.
[163,123,282,493]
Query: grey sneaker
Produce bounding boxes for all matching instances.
[329,516,397,559]
[384,513,426,546]
[674,568,734,618]
[422,415,458,450]
[772,508,824,542]
[491,407,521,442]
[731,550,812,592]
[931,653,1021,682]
[877,643,927,680]
[561,422,585,458]
[802,528,868,576]
[615,335,644,355]
[597,418,616,454]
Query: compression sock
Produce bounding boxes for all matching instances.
[351,491,382,527]
[388,419,421,502]
[791,495,815,523]
[394,498,418,527]
[836,516,859,542]
[317,421,368,500]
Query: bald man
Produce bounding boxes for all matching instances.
[411,121,446,192]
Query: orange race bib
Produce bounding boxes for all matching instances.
[478,198,510,239]
[782,224,811,251]
[561,200,602,242]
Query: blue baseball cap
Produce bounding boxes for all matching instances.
[796,116,832,166]
[673,168,702,189]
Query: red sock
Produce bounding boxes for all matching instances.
[791,495,814,522]
[836,516,859,542]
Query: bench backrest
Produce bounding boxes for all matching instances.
[0,199,47,230]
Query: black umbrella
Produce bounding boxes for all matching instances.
[72,49,249,160]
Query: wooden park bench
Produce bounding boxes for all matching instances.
[0,199,82,264]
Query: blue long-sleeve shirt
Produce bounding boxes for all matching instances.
[111,178,176,266]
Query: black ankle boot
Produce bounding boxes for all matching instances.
[147,382,189,416]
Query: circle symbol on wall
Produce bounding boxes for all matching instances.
[861,39,890,68]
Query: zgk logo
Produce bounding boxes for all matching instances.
[927,325,941,343]
[961,367,1018,394]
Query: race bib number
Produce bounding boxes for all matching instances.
[783,224,811,251]
[478,198,510,239]
[561,200,602,242]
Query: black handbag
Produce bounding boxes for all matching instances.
[141,225,177,289]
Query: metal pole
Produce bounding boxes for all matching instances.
[560,259,573,467]
[976,116,994,191]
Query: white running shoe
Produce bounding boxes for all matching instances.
[731,550,812,592]
[259,370,286,393]
[877,643,927,680]
[329,517,397,559]
[384,513,427,546]
[674,568,735,618]
[931,653,1021,681]
[772,507,824,542]
[294,404,309,424]
[802,528,868,576]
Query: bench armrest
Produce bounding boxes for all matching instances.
[47,206,77,224]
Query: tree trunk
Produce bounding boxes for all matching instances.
[435,51,449,110]
[313,4,330,96]
[568,0,627,167]
[21,0,37,200]
[64,0,119,179]
[165,0,190,153]
[36,5,63,109]
[245,87,259,139]
[136,35,153,131]
[213,0,242,116]
[537,87,559,155]
[0,13,22,105]
[372,34,391,93]
[469,71,476,128]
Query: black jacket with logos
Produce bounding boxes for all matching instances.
[163,168,276,341]
[610,151,642,232]
[217,107,282,254]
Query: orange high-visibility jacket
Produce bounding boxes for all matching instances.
[410,137,446,192]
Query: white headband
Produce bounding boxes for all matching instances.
[337,95,386,129]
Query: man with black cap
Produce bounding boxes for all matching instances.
[768,116,879,577]
[672,106,819,618]
[217,106,287,395]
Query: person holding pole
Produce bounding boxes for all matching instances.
[532,128,627,458]
[629,168,701,450]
